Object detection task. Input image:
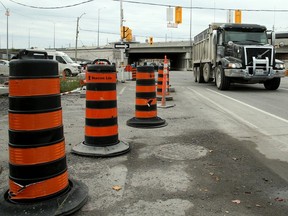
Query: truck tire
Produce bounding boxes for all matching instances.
[203,63,211,83]
[197,65,204,83]
[264,78,281,90]
[193,67,198,82]
[215,65,230,90]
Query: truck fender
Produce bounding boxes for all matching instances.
[218,57,231,69]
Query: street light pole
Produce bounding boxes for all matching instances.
[120,0,125,82]
[97,7,106,48]
[75,13,85,62]
[53,22,56,49]
[6,8,9,59]
[97,9,100,48]
[0,1,9,60]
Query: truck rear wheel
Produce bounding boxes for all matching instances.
[215,65,230,90]
[203,63,211,83]
[264,78,281,90]
[197,66,204,83]
[193,67,198,82]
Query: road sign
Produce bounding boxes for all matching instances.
[114,43,130,49]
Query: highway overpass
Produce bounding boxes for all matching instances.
[61,41,193,71]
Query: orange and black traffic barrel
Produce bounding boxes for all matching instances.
[127,66,167,128]
[0,49,88,216]
[131,67,137,81]
[156,65,173,101]
[72,64,130,157]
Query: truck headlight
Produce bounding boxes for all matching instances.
[275,63,285,69]
[228,63,242,68]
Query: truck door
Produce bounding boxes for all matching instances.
[217,32,225,59]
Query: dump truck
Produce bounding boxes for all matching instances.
[192,23,286,90]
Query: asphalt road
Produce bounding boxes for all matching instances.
[0,71,288,215]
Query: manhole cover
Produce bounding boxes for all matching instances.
[154,143,208,161]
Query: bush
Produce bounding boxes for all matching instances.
[60,77,81,93]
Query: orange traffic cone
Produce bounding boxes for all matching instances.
[156,65,173,101]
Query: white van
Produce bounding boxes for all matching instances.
[46,51,81,76]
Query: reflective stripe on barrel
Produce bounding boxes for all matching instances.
[85,65,119,147]
[157,66,163,95]
[8,59,69,201]
[9,78,60,96]
[157,65,170,96]
[135,66,157,119]
[132,67,137,80]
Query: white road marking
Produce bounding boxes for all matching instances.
[187,87,288,162]
[119,86,127,95]
[206,88,288,124]
[187,87,259,129]
[280,88,288,91]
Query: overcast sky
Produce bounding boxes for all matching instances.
[0,0,288,49]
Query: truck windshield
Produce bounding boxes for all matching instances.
[63,55,74,63]
[225,31,268,44]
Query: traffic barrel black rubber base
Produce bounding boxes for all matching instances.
[0,179,88,216]
[156,95,173,101]
[72,140,130,157]
[127,117,168,128]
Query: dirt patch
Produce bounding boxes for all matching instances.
[0,96,8,116]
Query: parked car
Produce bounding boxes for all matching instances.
[92,58,111,65]
[0,60,9,76]
[80,60,92,72]
[78,59,113,81]
[46,51,81,76]
[27,49,81,77]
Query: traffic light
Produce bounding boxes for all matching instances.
[120,26,129,39]
[175,6,182,24]
[149,37,153,45]
[235,10,242,24]
[121,26,133,41]
[126,28,132,42]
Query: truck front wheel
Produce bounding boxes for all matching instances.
[264,78,281,90]
[215,65,230,90]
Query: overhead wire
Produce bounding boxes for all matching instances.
[113,0,288,12]
[7,0,288,12]
[8,0,96,9]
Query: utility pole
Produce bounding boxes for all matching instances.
[75,17,80,62]
[189,0,192,70]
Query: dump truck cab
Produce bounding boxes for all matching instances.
[193,23,286,90]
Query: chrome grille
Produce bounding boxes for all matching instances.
[245,47,273,66]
